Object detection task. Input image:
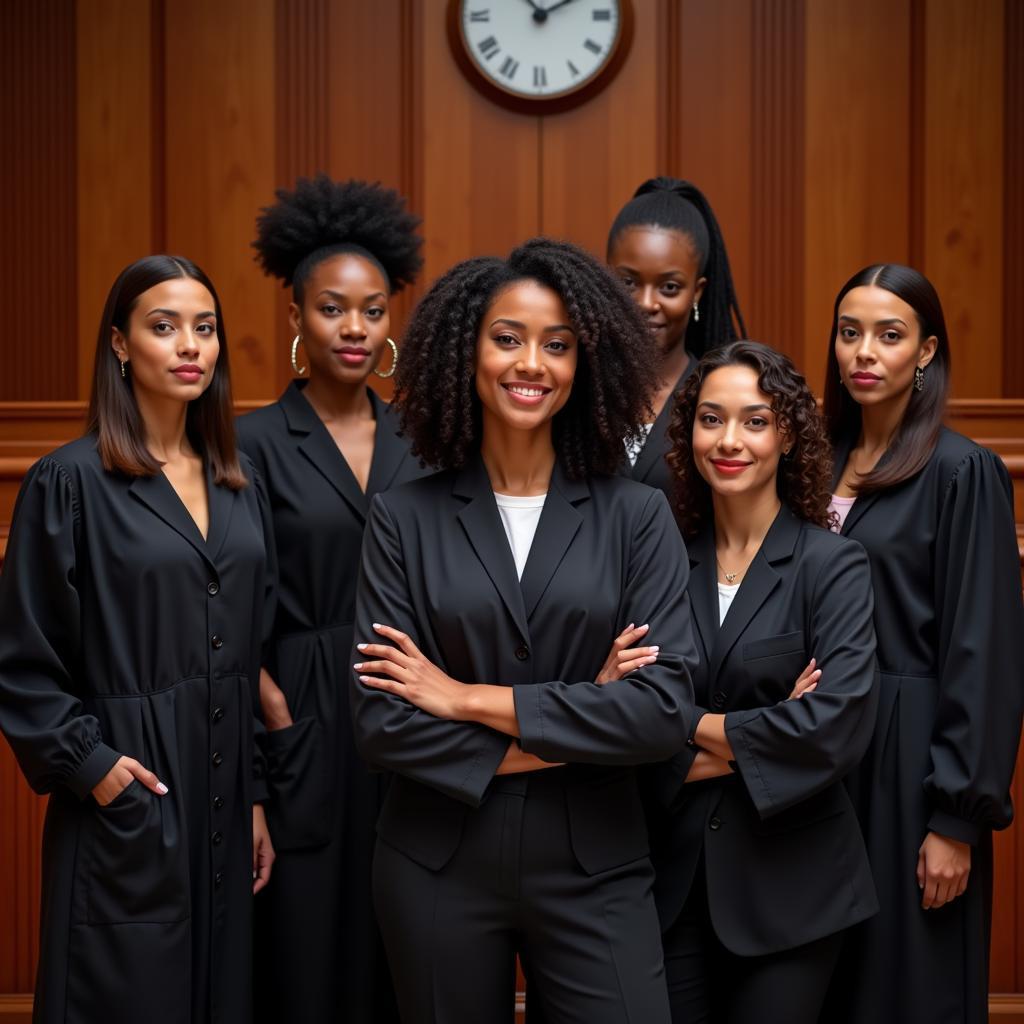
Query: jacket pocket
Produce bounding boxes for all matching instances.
[751,783,852,836]
[375,774,466,872]
[742,630,805,661]
[84,780,189,924]
[264,716,333,850]
[567,769,650,875]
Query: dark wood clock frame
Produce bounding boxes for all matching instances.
[446,0,634,116]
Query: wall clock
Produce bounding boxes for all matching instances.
[447,0,634,114]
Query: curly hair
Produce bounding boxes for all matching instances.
[393,238,658,478]
[666,341,835,536]
[608,177,746,356]
[252,174,422,298]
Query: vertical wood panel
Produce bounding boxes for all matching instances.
[1004,0,1024,398]
[749,0,804,362]
[162,0,277,402]
[920,0,1004,398]
[540,1,659,259]
[75,0,155,400]
[0,1,77,401]
[802,0,912,392]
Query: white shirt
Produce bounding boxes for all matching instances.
[493,491,547,580]
[828,494,856,533]
[717,581,740,624]
[624,423,655,467]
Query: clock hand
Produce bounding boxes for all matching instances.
[542,0,577,13]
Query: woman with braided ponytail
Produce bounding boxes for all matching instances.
[349,238,698,1022]
[608,177,746,502]
[238,175,427,1023]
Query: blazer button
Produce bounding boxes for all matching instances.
[709,816,722,831]
[212,706,225,723]
[515,645,529,661]
[214,871,224,887]
[207,581,220,596]
[211,634,224,650]
[213,795,224,810]
[211,831,223,845]
[212,751,223,767]
[712,691,727,709]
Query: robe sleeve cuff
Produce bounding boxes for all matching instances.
[513,684,544,755]
[456,733,510,808]
[927,809,983,846]
[67,742,120,801]
[724,709,775,818]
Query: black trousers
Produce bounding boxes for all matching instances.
[663,859,842,1024]
[373,771,670,1024]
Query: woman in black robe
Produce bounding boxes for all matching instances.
[237,175,426,1024]
[819,264,1024,1024]
[0,255,275,1024]
[608,177,746,502]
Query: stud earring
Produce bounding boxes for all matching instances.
[373,338,399,379]
[291,335,307,376]
[692,302,700,323]
[914,365,925,392]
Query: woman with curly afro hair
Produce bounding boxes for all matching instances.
[237,174,427,1024]
[349,238,699,1023]
[603,341,879,1023]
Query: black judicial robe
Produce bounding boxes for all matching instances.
[0,436,273,1024]
[647,509,879,956]
[823,428,1024,1024]
[622,361,696,503]
[351,456,697,875]
[236,381,429,1024]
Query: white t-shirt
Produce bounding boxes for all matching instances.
[624,423,655,467]
[493,491,547,580]
[717,581,740,624]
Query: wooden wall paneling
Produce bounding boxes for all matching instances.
[75,0,156,400]
[0,1,78,402]
[419,0,540,283]
[162,0,277,402]
[1004,0,1023,398]
[748,0,804,364]
[920,0,1004,399]
[801,0,912,392]
[671,0,754,340]
[539,0,659,258]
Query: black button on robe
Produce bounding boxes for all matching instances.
[0,436,274,1024]
[823,428,1024,1024]
[237,381,429,1024]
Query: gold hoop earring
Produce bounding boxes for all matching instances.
[692,302,700,323]
[914,365,925,392]
[120,360,127,379]
[373,337,398,379]
[291,335,307,376]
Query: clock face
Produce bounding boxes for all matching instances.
[456,1,625,102]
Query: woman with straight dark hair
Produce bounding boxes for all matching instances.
[349,238,698,1023]
[819,264,1023,1024]
[0,255,275,1024]
[607,177,746,502]
[238,175,426,1023]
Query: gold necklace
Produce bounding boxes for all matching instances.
[716,558,743,584]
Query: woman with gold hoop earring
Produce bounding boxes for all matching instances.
[237,175,426,1024]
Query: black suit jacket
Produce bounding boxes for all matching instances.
[350,455,698,875]
[648,507,880,955]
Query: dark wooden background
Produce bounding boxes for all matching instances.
[1,1,1022,1020]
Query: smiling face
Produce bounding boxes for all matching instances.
[475,279,578,436]
[110,276,219,403]
[290,253,391,384]
[834,285,937,409]
[691,364,788,500]
[608,226,706,354]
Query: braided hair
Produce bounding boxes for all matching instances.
[394,238,658,479]
[252,174,422,298]
[607,176,746,356]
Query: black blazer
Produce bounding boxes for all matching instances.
[350,455,698,876]
[648,508,879,956]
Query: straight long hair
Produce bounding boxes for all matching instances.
[86,255,247,489]
[822,264,950,493]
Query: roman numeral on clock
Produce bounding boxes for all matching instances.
[499,56,520,79]
[592,8,611,19]
[567,59,580,77]
[533,65,547,88]
[469,8,490,20]
[478,35,499,60]
[583,38,602,55]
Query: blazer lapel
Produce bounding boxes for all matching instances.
[631,360,693,483]
[454,457,530,642]
[366,390,409,495]
[519,465,588,622]
[831,434,885,536]
[281,381,369,522]
[203,460,236,563]
[129,471,213,568]
[686,529,719,664]
[709,507,800,681]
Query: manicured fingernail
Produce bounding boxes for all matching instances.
[650,646,660,654]
[639,623,649,631]
[359,675,371,684]
[372,623,382,629]
[357,643,368,650]
[156,782,169,795]
[353,663,363,670]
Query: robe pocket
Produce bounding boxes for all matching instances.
[567,770,650,875]
[84,780,188,924]
[751,783,852,837]
[263,716,332,851]
[742,631,805,661]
